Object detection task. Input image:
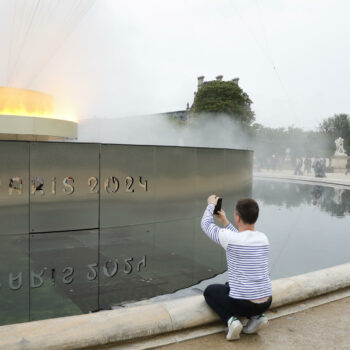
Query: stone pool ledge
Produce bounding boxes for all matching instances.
[1,262,350,350]
[254,170,350,187]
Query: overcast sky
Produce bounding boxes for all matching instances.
[1,0,350,129]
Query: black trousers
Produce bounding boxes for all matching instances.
[204,283,272,324]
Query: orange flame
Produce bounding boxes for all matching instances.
[0,87,76,122]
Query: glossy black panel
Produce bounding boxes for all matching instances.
[30,142,99,233]
[223,150,253,218]
[100,219,197,308]
[100,145,156,228]
[224,149,253,194]
[155,147,197,222]
[0,140,253,324]
[29,230,98,320]
[0,234,29,325]
[195,148,226,217]
[152,219,195,294]
[0,142,29,234]
[193,220,226,283]
[99,224,156,308]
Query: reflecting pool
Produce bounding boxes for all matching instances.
[159,178,350,300]
[254,178,350,279]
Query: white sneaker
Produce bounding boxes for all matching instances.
[243,314,268,334]
[226,316,243,340]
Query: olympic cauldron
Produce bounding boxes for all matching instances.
[0,141,252,325]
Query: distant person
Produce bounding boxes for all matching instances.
[320,159,327,177]
[346,158,350,175]
[304,157,312,175]
[313,159,321,177]
[313,158,325,178]
[294,158,303,176]
[201,196,272,341]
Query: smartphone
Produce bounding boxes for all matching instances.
[214,198,222,215]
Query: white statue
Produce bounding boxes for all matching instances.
[334,137,347,156]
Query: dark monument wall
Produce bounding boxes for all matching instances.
[0,141,253,325]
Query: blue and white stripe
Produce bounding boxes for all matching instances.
[200,204,238,244]
[201,204,272,300]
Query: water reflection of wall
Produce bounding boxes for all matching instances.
[0,142,252,325]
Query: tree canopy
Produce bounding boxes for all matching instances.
[184,79,350,158]
[252,123,329,160]
[192,80,255,126]
[319,113,350,153]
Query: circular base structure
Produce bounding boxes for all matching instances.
[0,87,77,140]
[0,114,77,140]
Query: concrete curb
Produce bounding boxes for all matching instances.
[1,262,350,350]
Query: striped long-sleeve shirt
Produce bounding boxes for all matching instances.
[201,204,272,300]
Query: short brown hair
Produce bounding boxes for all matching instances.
[235,198,259,224]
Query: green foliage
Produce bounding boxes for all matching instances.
[166,114,187,127]
[252,114,350,160]
[192,80,255,125]
[319,113,350,153]
[252,113,350,159]
[252,123,330,160]
[187,80,349,157]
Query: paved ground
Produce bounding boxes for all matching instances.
[255,169,350,186]
[156,296,350,350]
